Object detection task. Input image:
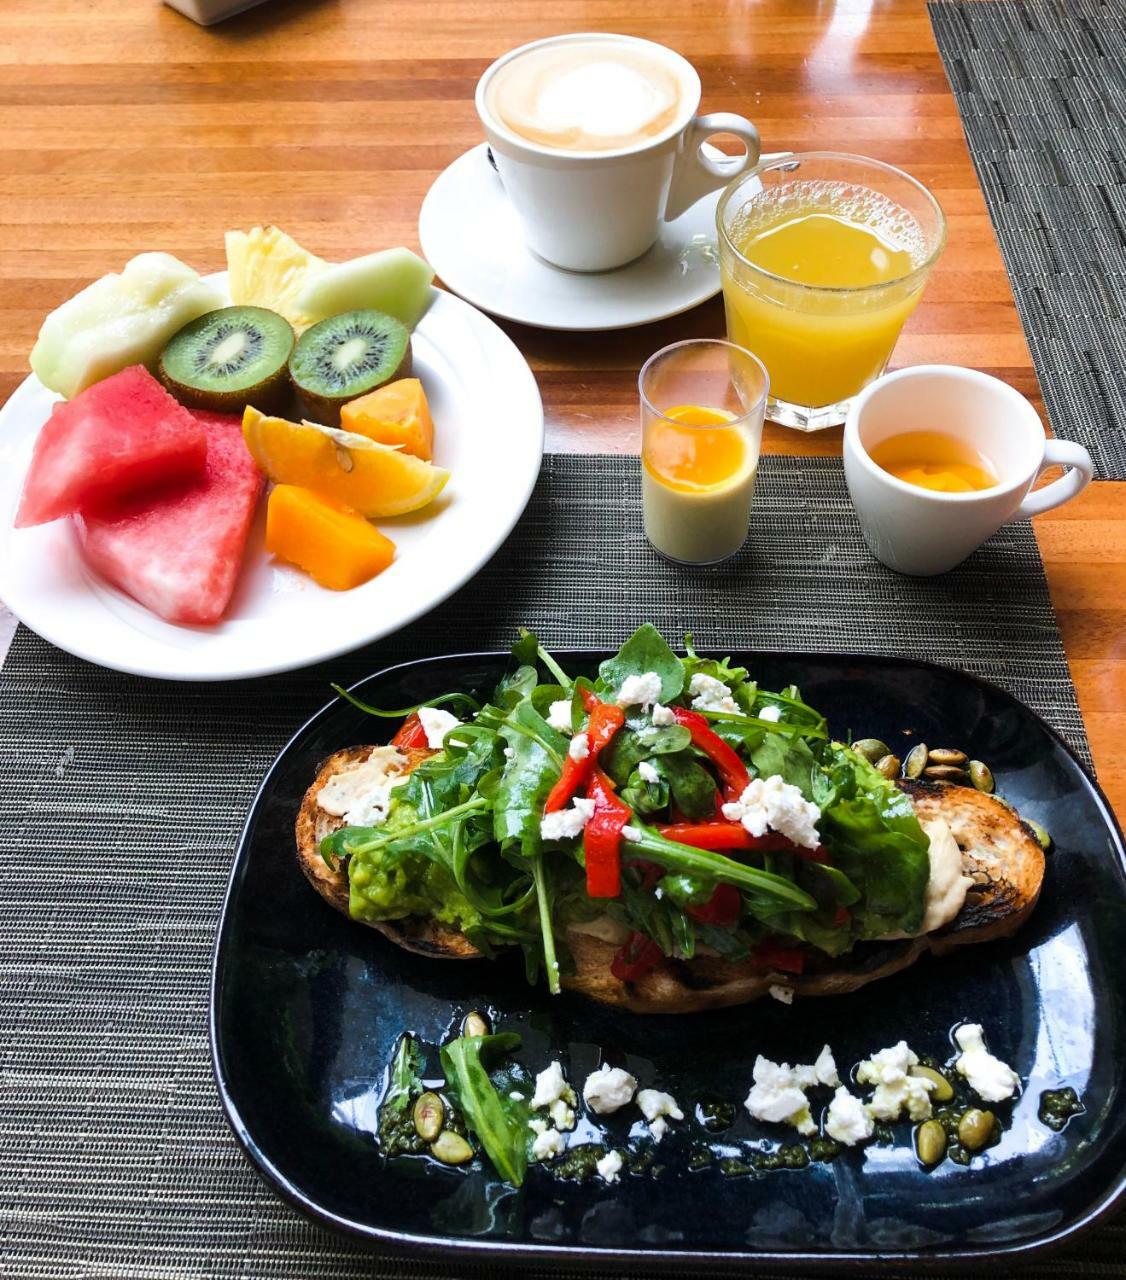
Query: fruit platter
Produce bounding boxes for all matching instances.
[0,229,543,680]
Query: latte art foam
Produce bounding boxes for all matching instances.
[487,40,687,152]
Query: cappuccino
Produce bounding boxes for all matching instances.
[486,38,687,153]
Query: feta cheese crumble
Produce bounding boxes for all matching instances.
[636,1088,682,1141]
[568,732,590,762]
[856,1041,934,1121]
[621,824,643,843]
[954,1023,1020,1102]
[637,760,660,785]
[795,1044,841,1090]
[596,1149,623,1183]
[417,706,461,750]
[824,1087,875,1146]
[616,671,663,709]
[531,1061,577,1130]
[540,797,596,841]
[583,1065,638,1115]
[758,704,782,723]
[315,747,408,827]
[721,775,822,849]
[769,984,794,1005]
[651,703,676,726]
[744,1056,816,1136]
[529,1121,566,1162]
[688,672,739,714]
[547,699,574,733]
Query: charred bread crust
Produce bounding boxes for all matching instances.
[295,745,479,960]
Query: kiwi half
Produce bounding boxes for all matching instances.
[288,308,411,426]
[159,305,295,413]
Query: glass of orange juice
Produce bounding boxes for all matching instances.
[640,339,768,564]
[717,152,946,431]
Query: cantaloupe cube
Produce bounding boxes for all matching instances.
[339,378,434,461]
[266,484,395,590]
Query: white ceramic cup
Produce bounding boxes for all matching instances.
[475,33,761,273]
[844,365,1094,576]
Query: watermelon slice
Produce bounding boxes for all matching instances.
[15,365,206,528]
[73,412,264,626]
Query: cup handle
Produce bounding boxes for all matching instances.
[1013,439,1094,519]
[663,112,761,223]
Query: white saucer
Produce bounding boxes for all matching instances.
[419,143,730,332]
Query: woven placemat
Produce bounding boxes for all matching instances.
[0,455,1110,1279]
[929,0,1126,479]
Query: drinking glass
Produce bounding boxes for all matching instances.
[639,339,768,565]
[716,152,946,431]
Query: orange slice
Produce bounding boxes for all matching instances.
[242,406,449,517]
[340,378,435,461]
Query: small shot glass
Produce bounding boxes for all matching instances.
[639,339,769,565]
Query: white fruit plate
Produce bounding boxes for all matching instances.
[0,277,543,681]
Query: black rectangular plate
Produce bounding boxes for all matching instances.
[210,651,1126,1269]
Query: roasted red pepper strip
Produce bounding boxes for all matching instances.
[686,882,742,926]
[390,712,429,750]
[610,931,664,983]
[752,939,806,974]
[582,768,630,898]
[657,822,797,853]
[543,699,624,813]
[671,708,751,802]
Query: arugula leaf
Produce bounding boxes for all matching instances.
[602,724,692,785]
[814,744,931,938]
[515,628,572,688]
[596,624,684,705]
[749,733,818,800]
[385,1034,424,1114]
[440,1032,528,1187]
[661,753,719,820]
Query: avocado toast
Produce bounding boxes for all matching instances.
[296,627,1045,1013]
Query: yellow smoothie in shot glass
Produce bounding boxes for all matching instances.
[643,405,759,563]
[639,339,769,566]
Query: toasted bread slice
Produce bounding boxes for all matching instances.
[296,745,480,960]
[297,749,1045,1011]
[559,780,1045,1013]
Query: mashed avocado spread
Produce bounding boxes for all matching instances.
[348,844,482,933]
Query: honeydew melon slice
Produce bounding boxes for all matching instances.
[297,248,435,329]
[29,253,223,400]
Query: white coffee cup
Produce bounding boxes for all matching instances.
[475,33,761,273]
[844,365,1094,576]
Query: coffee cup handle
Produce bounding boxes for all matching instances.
[1013,439,1094,519]
[663,113,761,223]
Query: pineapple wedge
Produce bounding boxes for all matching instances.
[30,253,223,399]
[225,225,325,332]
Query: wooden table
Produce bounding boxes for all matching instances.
[1,0,1122,817]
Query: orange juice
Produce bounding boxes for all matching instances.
[868,431,999,493]
[642,403,758,563]
[720,181,931,411]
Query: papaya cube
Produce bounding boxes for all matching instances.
[266,484,394,591]
[339,377,434,461]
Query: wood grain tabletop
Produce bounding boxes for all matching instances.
[0,0,1122,818]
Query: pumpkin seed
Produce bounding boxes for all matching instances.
[1026,818,1052,850]
[923,764,969,782]
[412,1091,444,1143]
[969,760,994,793]
[875,753,901,779]
[958,1108,995,1151]
[463,1010,490,1038]
[904,743,929,779]
[909,1065,955,1103]
[915,1119,947,1166]
[430,1130,474,1164]
[853,738,890,764]
[928,747,968,766]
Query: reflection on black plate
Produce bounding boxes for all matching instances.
[210,652,1126,1267]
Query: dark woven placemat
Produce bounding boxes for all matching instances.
[929,0,1126,479]
[0,454,1110,1279]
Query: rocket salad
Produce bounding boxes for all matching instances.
[321,625,933,993]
